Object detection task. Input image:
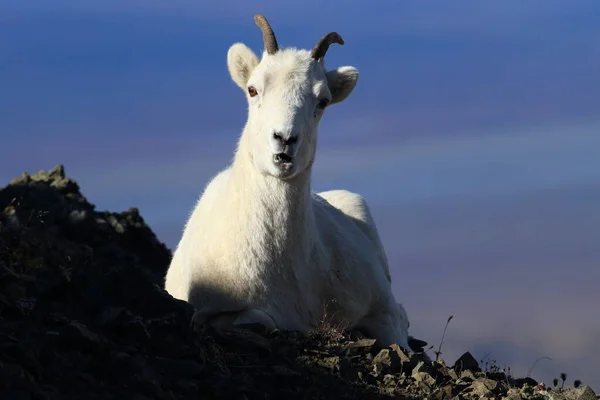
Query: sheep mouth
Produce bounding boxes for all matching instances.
[273,153,294,169]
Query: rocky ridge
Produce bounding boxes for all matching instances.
[0,165,597,399]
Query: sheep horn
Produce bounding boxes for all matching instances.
[311,32,344,61]
[254,14,279,55]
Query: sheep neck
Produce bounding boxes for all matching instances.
[227,146,316,273]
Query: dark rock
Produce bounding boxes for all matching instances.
[513,376,538,388]
[44,312,70,325]
[0,343,41,380]
[153,356,205,378]
[453,351,480,373]
[270,364,301,377]
[64,321,105,349]
[34,267,68,296]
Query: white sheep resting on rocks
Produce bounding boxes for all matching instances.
[165,14,414,351]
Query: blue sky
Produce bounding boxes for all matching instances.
[2,0,599,388]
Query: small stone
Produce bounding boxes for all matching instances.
[480,377,498,390]
[412,360,427,373]
[50,164,66,177]
[371,361,384,378]
[31,169,49,181]
[576,386,597,400]
[66,321,104,348]
[68,209,87,224]
[412,360,438,378]
[372,348,402,372]
[469,378,498,397]
[460,369,476,381]
[3,206,20,229]
[10,171,31,185]
[447,368,459,380]
[413,371,437,387]
[434,384,454,400]
[123,316,151,341]
[382,374,396,386]
[453,351,480,372]
[390,343,411,362]
[316,356,340,372]
[107,215,126,233]
[347,338,377,348]
[549,393,567,400]
[506,388,523,400]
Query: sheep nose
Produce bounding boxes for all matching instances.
[273,132,298,146]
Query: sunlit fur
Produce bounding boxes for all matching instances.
[164,31,411,350]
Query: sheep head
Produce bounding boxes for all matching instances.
[226,14,359,180]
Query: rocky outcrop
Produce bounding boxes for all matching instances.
[0,165,596,399]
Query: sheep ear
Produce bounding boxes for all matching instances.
[326,66,359,105]
[227,43,260,90]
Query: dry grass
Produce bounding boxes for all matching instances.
[307,299,351,345]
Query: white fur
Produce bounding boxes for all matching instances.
[164,23,411,350]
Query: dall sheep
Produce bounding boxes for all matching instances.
[165,14,413,351]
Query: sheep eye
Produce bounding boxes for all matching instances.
[317,99,330,109]
[248,86,258,97]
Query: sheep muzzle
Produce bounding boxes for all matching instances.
[273,153,294,170]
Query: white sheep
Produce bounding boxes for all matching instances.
[165,14,413,350]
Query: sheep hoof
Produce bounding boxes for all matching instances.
[190,310,208,332]
[232,309,278,333]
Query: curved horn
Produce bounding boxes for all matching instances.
[311,32,344,61]
[254,14,279,55]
